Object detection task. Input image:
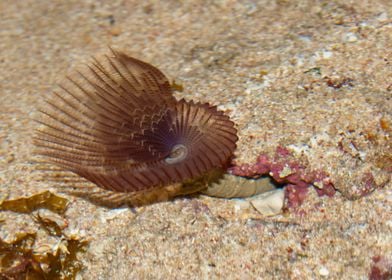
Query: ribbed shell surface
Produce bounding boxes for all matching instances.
[34,49,238,193]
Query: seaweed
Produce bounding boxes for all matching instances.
[0,233,88,280]
[0,192,87,279]
[0,191,69,214]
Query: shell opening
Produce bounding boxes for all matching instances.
[165,144,188,165]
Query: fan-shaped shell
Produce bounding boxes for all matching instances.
[34,49,238,195]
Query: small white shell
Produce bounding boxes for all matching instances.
[249,189,285,216]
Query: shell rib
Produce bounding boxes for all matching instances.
[202,174,276,198]
[34,49,238,195]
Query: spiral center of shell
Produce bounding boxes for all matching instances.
[165,144,188,164]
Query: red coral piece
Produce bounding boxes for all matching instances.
[285,184,309,209]
[314,181,336,197]
[230,146,337,209]
[275,146,291,158]
[360,172,377,197]
[312,171,336,197]
[369,256,392,280]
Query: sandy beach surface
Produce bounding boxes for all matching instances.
[0,1,391,279]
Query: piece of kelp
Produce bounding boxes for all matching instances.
[0,191,69,214]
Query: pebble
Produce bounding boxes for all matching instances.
[319,266,330,277]
[343,32,358,42]
[376,12,388,22]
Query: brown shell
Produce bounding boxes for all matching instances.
[34,49,238,195]
[202,174,276,198]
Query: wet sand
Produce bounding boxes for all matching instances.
[0,1,391,279]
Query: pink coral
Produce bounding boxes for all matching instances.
[285,184,309,209]
[229,146,336,209]
[369,256,392,280]
[359,172,378,197]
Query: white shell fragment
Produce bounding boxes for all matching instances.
[318,266,330,277]
[249,189,285,216]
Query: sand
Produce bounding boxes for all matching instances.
[0,0,391,279]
